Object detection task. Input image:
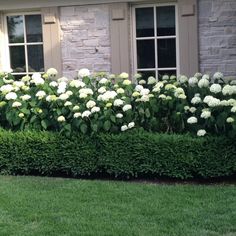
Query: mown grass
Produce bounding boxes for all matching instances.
[0,176,235,236]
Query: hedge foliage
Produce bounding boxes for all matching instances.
[0,129,235,179]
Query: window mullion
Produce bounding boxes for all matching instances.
[153,6,158,80]
[23,15,29,75]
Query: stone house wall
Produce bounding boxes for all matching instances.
[60,5,111,79]
[198,0,236,77]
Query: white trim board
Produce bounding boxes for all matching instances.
[0,0,177,11]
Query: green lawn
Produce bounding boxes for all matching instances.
[0,176,235,236]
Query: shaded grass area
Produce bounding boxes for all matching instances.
[0,176,235,236]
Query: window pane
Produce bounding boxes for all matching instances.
[158,70,176,80]
[25,15,43,42]
[7,15,24,43]
[138,71,156,81]
[28,45,44,72]
[156,6,175,36]
[157,39,176,68]
[9,46,26,72]
[137,40,155,69]
[136,8,154,37]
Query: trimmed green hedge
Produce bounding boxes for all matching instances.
[0,129,235,179]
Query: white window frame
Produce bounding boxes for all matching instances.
[3,11,44,76]
[131,3,180,80]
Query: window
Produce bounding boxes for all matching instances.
[5,13,44,78]
[133,4,178,80]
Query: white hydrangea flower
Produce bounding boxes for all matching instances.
[32,73,44,85]
[59,93,69,100]
[114,99,124,107]
[98,91,117,102]
[147,76,156,85]
[165,84,176,90]
[18,113,25,118]
[13,81,24,88]
[135,85,143,92]
[117,88,125,94]
[47,68,58,79]
[213,72,223,80]
[162,75,169,81]
[35,91,46,99]
[222,85,236,96]
[57,77,68,83]
[184,106,190,111]
[121,125,128,132]
[188,77,198,87]
[189,107,197,113]
[74,112,82,118]
[191,96,202,105]
[197,129,206,137]
[178,75,188,83]
[139,80,146,85]
[128,122,135,129]
[91,106,100,113]
[177,94,187,100]
[119,72,129,79]
[123,79,131,86]
[69,80,85,88]
[122,104,132,112]
[198,78,209,88]
[79,88,93,96]
[203,95,220,107]
[152,87,160,93]
[134,73,142,80]
[82,110,91,118]
[231,106,236,113]
[78,68,90,78]
[80,93,88,99]
[20,95,31,101]
[187,116,198,124]
[66,91,73,96]
[202,74,210,80]
[64,101,72,107]
[159,94,167,100]
[49,81,58,87]
[228,99,236,106]
[194,73,202,78]
[220,100,229,106]
[174,87,185,97]
[98,86,106,94]
[140,88,150,96]
[0,84,14,93]
[46,95,57,102]
[201,110,211,119]
[21,75,31,83]
[86,100,96,109]
[73,105,80,111]
[208,98,220,107]
[226,117,234,123]
[210,84,222,94]
[140,95,150,102]
[57,116,66,122]
[99,78,108,84]
[116,113,123,119]
[12,101,22,108]
[57,82,67,94]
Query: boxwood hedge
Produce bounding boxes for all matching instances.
[0,129,235,179]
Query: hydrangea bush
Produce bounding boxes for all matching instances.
[0,69,236,137]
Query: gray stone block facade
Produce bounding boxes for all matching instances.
[59,1,236,78]
[198,0,236,77]
[60,5,111,79]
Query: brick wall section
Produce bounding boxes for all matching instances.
[60,5,111,79]
[198,0,236,77]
